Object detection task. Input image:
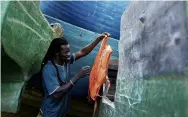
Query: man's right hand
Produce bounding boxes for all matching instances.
[77,66,91,78]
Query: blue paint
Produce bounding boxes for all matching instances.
[40,1,130,39]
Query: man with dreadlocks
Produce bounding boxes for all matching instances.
[38,25,110,117]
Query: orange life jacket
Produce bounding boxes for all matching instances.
[89,36,113,101]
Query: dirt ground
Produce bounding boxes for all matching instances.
[1,103,39,117]
[2,98,94,117]
[1,88,94,117]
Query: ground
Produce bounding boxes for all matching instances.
[2,88,94,117]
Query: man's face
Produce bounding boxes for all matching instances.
[58,44,71,62]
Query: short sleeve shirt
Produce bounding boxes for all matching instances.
[40,53,75,117]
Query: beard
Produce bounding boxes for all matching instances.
[66,57,70,62]
[59,54,71,63]
[61,57,70,63]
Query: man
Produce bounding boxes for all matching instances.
[39,31,110,117]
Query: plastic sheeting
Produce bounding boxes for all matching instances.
[99,1,188,117]
[89,36,112,101]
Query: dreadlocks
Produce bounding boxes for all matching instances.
[41,37,68,71]
[37,37,69,95]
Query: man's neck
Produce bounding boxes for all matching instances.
[53,58,65,66]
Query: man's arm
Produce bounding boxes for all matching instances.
[52,66,91,99]
[53,75,79,98]
[75,32,110,60]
